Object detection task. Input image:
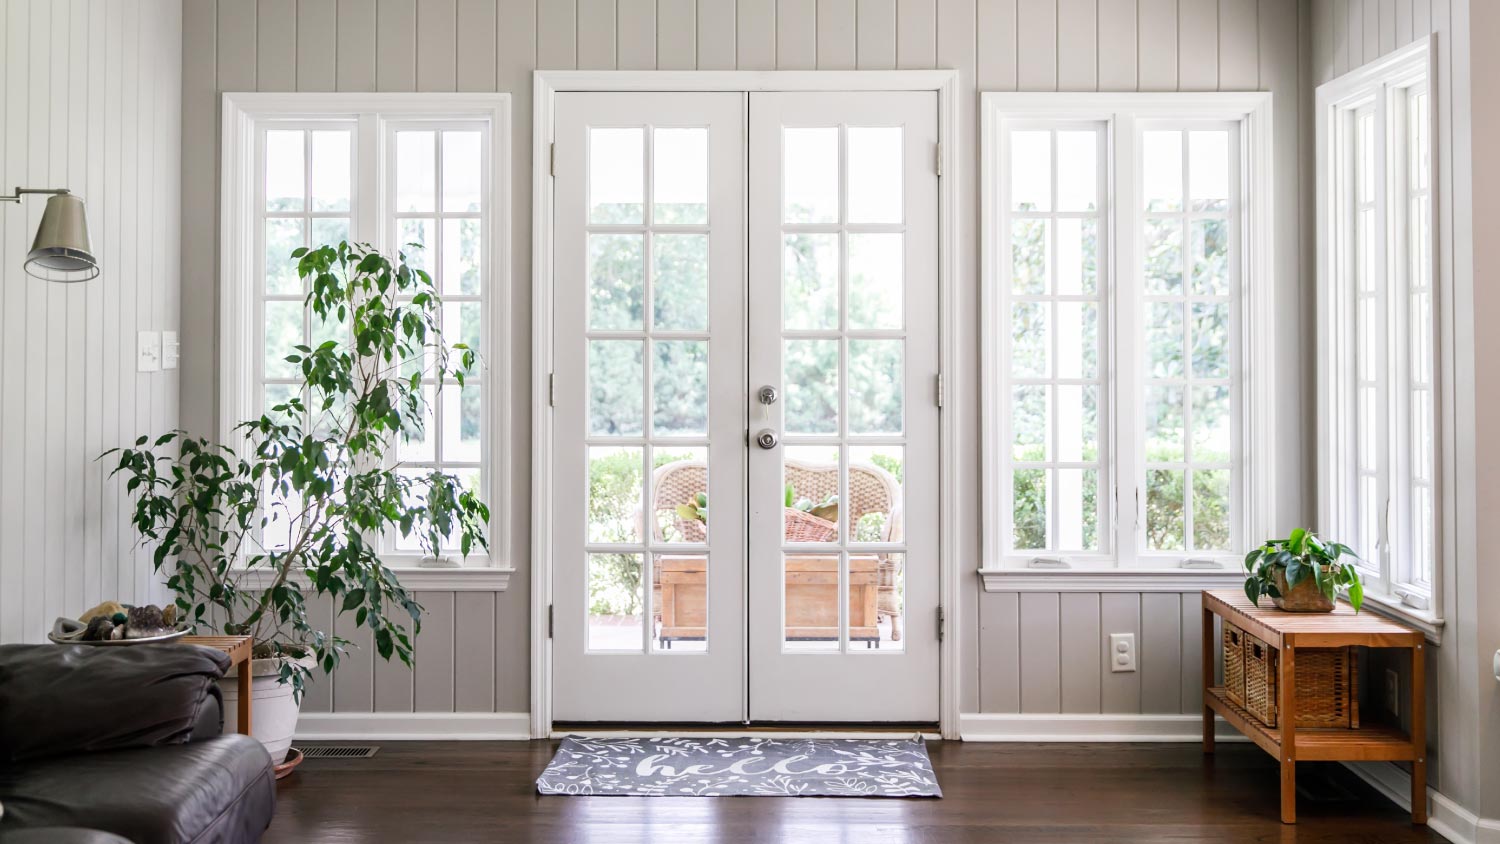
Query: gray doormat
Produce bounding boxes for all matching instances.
[536,736,942,797]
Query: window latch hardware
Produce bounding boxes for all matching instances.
[1181,558,1225,569]
[1028,557,1070,569]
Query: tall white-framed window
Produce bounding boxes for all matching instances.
[980,93,1276,578]
[220,93,512,580]
[1316,37,1439,625]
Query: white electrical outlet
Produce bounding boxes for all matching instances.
[136,331,161,372]
[1385,668,1400,717]
[161,331,179,370]
[1109,633,1137,672]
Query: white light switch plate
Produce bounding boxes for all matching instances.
[1109,633,1136,672]
[137,331,161,372]
[161,331,179,370]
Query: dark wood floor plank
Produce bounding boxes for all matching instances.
[264,740,1450,843]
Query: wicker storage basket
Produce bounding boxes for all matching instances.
[1241,631,1360,729]
[1222,623,1247,707]
[784,507,838,543]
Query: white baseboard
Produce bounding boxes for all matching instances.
[294,712,532,741]
[959,712,1249,742]
[1342,760,1491,844]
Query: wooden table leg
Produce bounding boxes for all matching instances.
[1411,641,1428,824]
[1279,643,1297,824]
[1202,606,1215,754]
[237,658,253,736]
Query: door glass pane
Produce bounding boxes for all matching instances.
[442,131,483,213]
[396,130,436,213]
[651,447,708,543]
[652,340,708,436]
[588,340,644,436]
[784,339,839,435]
[848,339,903,435]
[846,127,902,224]
[849,446,903,543]
[443,218,482,295]
[783,553,840,652]
[865,552,904,651]
[590,127,644,224]
[654,552,707,652]
[265,218,305,294]
[1056,130,1098,212]
[589,553,644,651]
[847,234,903,330]
[589,446,643,544]
[784,445,841,544]
[265,130,304,212]
[1009,130,1051,212]
[653,128,708,224]
[310,130,352,212]
[783,233,839,330]
[653,234,709,331]
[783,128,838,224]
[589,234,645,330]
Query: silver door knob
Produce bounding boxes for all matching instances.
[758,385,779,405]
[755,428,779,449]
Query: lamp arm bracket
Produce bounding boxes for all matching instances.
[0,187,70,204]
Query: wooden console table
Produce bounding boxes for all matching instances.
[1201,590,1426,824]
[182,635,254,736]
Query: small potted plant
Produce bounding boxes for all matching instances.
[1243,528,1365,613]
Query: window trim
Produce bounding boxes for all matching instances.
[220,92,513,579]
[1315,36,1443,628]
[979,92,1277,580]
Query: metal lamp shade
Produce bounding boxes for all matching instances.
[24,193,98,282]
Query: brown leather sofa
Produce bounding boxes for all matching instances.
[0,644,276,843]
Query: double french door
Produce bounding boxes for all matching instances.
[551,89,938,724]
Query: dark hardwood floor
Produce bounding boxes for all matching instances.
[264,740,1449,843]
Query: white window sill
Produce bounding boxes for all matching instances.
[1356,589,1444,644]
[231,564,513,592]
[979,567,1247,593]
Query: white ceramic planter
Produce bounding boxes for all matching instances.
[218,656,312,765]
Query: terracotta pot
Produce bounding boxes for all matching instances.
[1271,566,1336,612]
[218,655,315,764]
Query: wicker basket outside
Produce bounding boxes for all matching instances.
[1222,623,1247,707]
[1240,632,1360,729]
[784,507,838,543]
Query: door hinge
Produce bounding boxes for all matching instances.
[549,142,556,177]
[935,142,943,177]
[548,372,555,407]
[935,373,944,408]
[937,607,946,642]
[547,604,554,638]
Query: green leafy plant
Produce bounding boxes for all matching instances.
[675,492,708,524]
[105,241,490,698]
[1243,528,1364,612]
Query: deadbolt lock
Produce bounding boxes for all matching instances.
[755,428,779,449]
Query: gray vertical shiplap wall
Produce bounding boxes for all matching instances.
[0,0,181,645]
[180,0,1311,722]
[1308,0,1471,809]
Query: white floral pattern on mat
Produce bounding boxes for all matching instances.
[535,736,942,797]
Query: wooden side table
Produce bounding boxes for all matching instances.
[1201,591,1426,825]
[182,635,255,736]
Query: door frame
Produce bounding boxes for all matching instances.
[530,70,961,739]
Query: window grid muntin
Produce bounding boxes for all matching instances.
[1000,122,1111,558]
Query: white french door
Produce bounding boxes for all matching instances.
[551,89,939,724]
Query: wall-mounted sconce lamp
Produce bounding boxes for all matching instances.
[1,187,99,282]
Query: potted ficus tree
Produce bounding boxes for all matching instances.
[1243,528,1365,613]
[107,241,489,764]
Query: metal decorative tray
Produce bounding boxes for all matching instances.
[49,616,190,646]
